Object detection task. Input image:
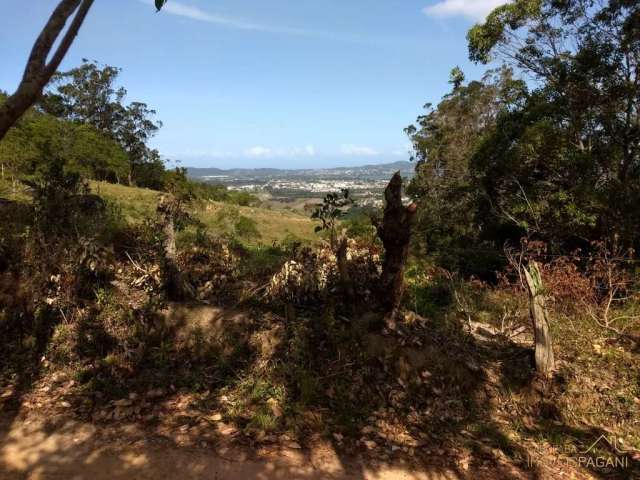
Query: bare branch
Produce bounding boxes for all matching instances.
[44,0,95,78]
[0,0,94,141]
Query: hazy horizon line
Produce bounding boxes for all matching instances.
[175,159,413,172]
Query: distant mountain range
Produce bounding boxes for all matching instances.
[186,161,414,182]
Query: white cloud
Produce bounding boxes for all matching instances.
[173,145,316,160]
[141,0,393,44]
[244,145,316,159]
[245,146,273,158]
[423,0,508,20]
[340,144,379,157]
[148,0,312,35]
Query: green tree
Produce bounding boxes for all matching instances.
[45,60,163,186]
[132,148,166,190]
[44,60,127,134]
[117,102,163,186]
[449,66,465,90]
[467,0,640,250]
[405,67,526,273]
[0,92,130,184]
[311,189,353,248]
[67,123,129,182]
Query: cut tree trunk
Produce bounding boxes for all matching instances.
[285,303,297,323]
[336,235,356,304]
[377,172,417,314]
[523,261,555,375]
[157,195,192,301]
[0,0,94,142]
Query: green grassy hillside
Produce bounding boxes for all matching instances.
[92,181,317,245]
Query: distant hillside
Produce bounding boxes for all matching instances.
[186,161,414,182]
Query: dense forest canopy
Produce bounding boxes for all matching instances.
[407,0,640,276]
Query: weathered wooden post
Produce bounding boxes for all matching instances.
[523,261,555,375]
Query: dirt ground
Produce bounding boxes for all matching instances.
[0,307,618,480]
[0,414,465,480]
[0,412,595,480]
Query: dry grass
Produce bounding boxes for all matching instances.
[0,177,31,202]
[91,181,317,245]
[90,181,159,222]
[197,202,317,245]
[0,180,320,245]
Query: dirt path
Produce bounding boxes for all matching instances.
[0,414,530,480]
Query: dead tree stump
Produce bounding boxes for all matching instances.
[377,172,417,314]
[336,234,356,305]
[157,195,193,300]
[523,261,555,375]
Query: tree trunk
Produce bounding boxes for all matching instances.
[162,219,182,299]
[336,235,355,304]
[157,195,192,301]
[0,0,94,142]
[523,261,555,375]
[377,172,417,314]
[285,303,297,323]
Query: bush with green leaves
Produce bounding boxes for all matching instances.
[342,207,379,245]
[234,215,262,242]
[311,189,353,246]
[31,155,90,231]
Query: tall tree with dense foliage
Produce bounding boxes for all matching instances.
[467,0,640,250]
[117,102,163,186]
[43,61,127,134]
[408,0,640,276]
[45,60,163,187]
[406,67,527,274]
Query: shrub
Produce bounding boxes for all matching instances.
[234,215,262,242]
[505,238,640,334]
[31,155,89,231]
[267,239,381,306]
[178,234,239,302]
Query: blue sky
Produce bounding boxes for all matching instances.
[0,0,505,168]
